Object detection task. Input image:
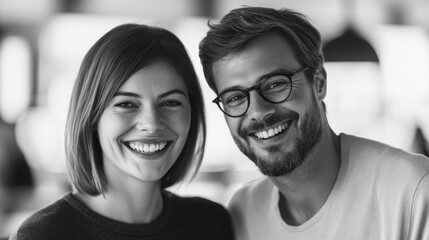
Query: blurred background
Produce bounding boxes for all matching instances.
[1,0,429,237]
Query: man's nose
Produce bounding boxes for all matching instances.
[245,90,275,120]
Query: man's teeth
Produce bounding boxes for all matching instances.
[128,142,168,153]
[255,123,288,139]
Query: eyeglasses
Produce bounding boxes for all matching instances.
[212,67,309,118]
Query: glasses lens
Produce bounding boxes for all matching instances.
[260,75,292,103]
[218,90,248,117]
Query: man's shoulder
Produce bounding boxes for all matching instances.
[228,176,274,210]
[344,133,429,166]
[343,133,429,185]
[233,176,272,196]
[227,177,277,240]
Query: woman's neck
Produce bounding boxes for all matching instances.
[76,180,164,224]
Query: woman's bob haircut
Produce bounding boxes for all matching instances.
[65,23,206,195]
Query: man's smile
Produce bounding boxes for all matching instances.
[253,120,292,140]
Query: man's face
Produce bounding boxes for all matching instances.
[212,32,325,176]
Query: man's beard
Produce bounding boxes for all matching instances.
[232,98,323,177]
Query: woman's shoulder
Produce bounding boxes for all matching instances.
[166,191,227,213]
[10,195,75,240]
[163,191,234,239]
[164,190,231,224]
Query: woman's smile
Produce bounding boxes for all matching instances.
[124,140,171,155]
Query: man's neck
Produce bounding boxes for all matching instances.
[271,128,341,226]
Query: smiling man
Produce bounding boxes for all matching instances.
[199,6,429,240]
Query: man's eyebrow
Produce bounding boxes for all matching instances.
[218,68,293,93]
[258,68,295,80]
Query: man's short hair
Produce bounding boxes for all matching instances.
[199,6,326,93]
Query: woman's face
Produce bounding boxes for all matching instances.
[97,59,191,183]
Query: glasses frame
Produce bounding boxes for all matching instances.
[213,66,309,118]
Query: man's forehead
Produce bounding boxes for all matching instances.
[212,33,300,92]
[212,56,262,92]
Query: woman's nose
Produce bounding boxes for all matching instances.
[135,106,165,133]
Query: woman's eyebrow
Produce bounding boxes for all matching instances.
[159,89,187,98]
[113,91,141,98]
[113,90,187,98]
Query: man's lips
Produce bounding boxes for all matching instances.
[250,120,293,140]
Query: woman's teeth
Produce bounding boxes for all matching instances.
[255,123,288,139]
[128,142,168,153]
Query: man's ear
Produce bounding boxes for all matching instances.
[313,69,327,101]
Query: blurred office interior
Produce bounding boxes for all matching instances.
[1,0,429,237]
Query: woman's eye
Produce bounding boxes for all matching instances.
[115,102,137,109]
[161,100,183,108]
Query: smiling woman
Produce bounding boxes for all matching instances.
[97,60,191,183]
[9,24,233,240]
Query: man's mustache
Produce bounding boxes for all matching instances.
[238,111,299,137]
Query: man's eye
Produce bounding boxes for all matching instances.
[268,81,287,89]
[263,79,290,93]
[223,93,246,107]
[227,94,245,103]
